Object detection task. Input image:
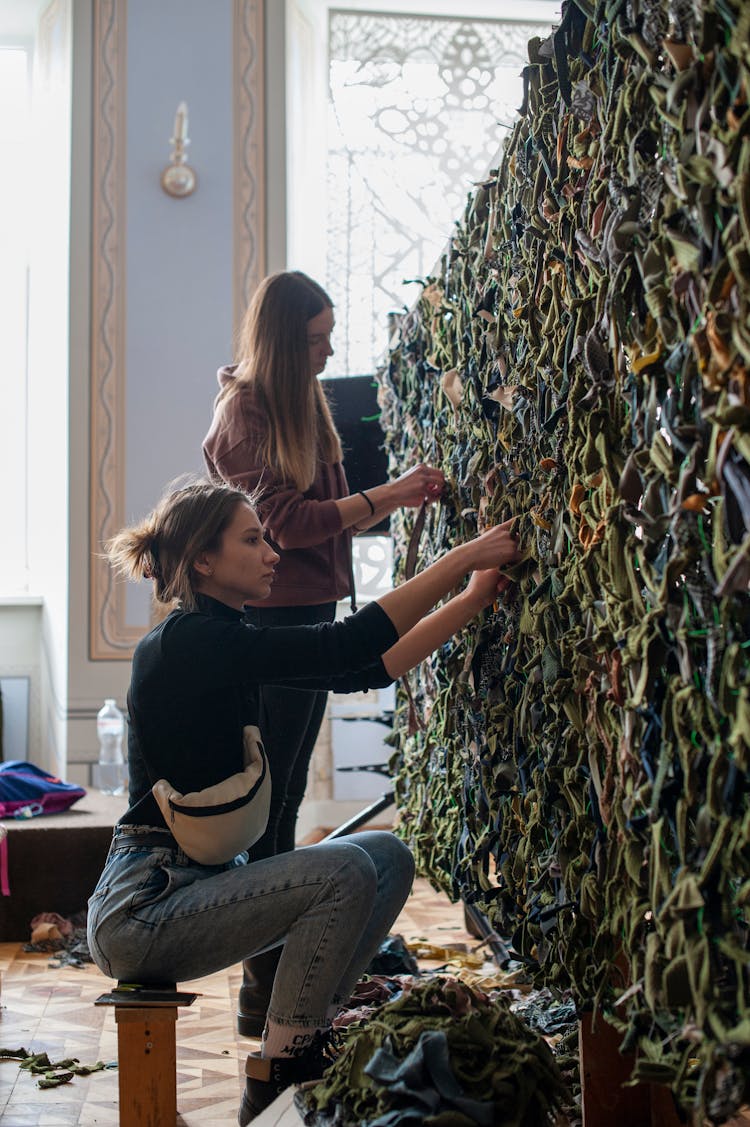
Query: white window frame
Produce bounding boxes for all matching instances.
[285,0,561,358]
[0,38,34,595]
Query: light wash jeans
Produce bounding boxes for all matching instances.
[87,825,414,1029]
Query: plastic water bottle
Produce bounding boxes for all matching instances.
[95,698,126,795]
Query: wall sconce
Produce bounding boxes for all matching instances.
[160,102,197,198]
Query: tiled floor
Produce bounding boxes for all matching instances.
[0,875,477,1126]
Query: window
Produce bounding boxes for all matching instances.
[287,1,560,377]
[0,45,32,592]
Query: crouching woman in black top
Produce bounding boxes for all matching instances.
[87,479,520,1124]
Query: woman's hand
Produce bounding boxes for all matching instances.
[377,515,522,641]
[457,518,521,572]
[381,563,514,679]
[464,570,513,612]
[390,464,445,508]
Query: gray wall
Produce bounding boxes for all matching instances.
[124,0,235,624]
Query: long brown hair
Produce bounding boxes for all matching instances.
[218,271,343,491]
[106,479,253,611]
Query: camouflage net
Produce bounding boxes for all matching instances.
[379,0,750,1118]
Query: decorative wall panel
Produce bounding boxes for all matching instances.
[233,0,266,335]
[382,0,750,1116]
[90,0,130,659]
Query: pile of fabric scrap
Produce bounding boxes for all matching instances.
[23,909,92,968]
[296,975,571,1126]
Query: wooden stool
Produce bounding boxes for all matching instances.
[95,982,198,1127]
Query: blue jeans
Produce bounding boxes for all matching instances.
[243,602,336,860]
[87,825,414,1029]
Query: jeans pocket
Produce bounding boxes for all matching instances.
[127,855,210,921]
[128,862,172,916]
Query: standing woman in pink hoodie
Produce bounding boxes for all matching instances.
[202,270,444,1036]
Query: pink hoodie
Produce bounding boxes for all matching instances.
[202,366,353,608]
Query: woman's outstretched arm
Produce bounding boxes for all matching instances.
[375,519,520,641]
[382,570,511,679]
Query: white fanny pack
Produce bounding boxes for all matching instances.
[151,724,271,865]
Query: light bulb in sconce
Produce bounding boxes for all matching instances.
[161,101,197,198]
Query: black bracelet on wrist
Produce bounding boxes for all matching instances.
[358,490,375,516]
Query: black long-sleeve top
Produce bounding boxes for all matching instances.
[120,593,398,829]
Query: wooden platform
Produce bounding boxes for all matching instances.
[0,791,128,942]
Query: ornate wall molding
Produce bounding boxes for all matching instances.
[89,0,267,659]
[89,0,132,660]
[233,0,266,337]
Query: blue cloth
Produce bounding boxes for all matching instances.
[0,761,85,818]
[365,1030,495,1127]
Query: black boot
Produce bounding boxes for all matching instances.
[237,947,282,1038]
[237,1033,340,1126]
